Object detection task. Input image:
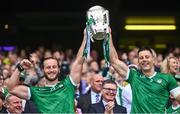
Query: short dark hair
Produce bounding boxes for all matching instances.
[102,79,117,87]
[137,47,153,56]
[41,57,60,69]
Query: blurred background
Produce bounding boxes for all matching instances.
[0,0,179,55]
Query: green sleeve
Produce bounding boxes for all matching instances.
[167,74,178,91]
[2,87,9,97]
[127,68,138,84]
[63,75,76,90]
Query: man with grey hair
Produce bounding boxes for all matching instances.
[4,94,23,114]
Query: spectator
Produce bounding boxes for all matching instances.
[43,49,52,59]
[0,73,4,87]
[22,99,39,113]
[0,91,5,112]
[88,60,99,73]
[77,73,104,113]
[3,94,23,114]
[114,71,132,114]
[7,50,20,67]
[161,56,179,76]
[161,56,180,113]
[88,79,127,113]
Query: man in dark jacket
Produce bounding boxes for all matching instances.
[88,79,127,113]
[77,73,104,113]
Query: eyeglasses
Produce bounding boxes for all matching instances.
[103,87,117,94]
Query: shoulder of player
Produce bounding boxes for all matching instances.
[156,72,173,77]
[155,72,175,81]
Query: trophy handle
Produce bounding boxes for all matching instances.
[103,10,109,33]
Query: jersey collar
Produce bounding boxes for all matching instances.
[148,72,157,79]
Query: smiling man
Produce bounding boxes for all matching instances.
[88,79,127,114]
[5,30,87,113]
[4,94,23,114]
[109,30,180,113]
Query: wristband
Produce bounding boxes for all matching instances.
[16,63,24,72]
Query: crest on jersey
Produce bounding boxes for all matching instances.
[157,79,162,83]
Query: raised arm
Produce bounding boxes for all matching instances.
[109,30,128,78]
[70,29,86,84]
[5,59,35,100]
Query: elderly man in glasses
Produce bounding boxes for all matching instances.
[88,79,127,114]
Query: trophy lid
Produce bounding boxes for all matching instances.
[88,5,105,11]
[86,5,107,17]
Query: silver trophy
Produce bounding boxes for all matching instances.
[86,5,109,40]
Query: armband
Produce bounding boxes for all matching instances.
[16,63,24,72]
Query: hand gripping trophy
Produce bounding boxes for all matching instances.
[84,5,110,66]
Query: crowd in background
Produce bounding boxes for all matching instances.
[0,44,179,113]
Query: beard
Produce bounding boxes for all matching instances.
[44,73,59,81]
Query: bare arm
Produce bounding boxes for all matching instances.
[5,59,34,100]
[109,30,128,78]
[10,85,29,100]
[70,30,86,84]
[5,69,21,91]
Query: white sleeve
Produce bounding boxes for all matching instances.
[1,87,4,93]
[122,85,132,105]
[69,75,77,86]
[27,87,31,100]
[170,86,180,98]
[22,100,26,111]
[125,68,130,80]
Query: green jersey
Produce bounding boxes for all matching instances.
[30,76,76,113]
[167,105,180,114]
[1,87,9,97]
[127,69,178,113]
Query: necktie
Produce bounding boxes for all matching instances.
[96,94,100,103]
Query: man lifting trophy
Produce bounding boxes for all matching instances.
[84,5,110,66]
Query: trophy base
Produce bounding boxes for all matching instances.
[93,32,107,40]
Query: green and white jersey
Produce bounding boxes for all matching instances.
[167,105,180,114]
[1,87,9,97]
[29,76,76,113]
[126,68,179,113]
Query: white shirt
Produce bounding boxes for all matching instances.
[116,83,132,114]
[102,99,108,107]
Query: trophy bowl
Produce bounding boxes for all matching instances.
[87,5,109,40]
[92,32,107,40]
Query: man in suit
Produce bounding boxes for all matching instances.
[77,73,104,113]
[22,99,38,113]
[2,94,38,114]
[3,94,23,114]
[88,79,127,114]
